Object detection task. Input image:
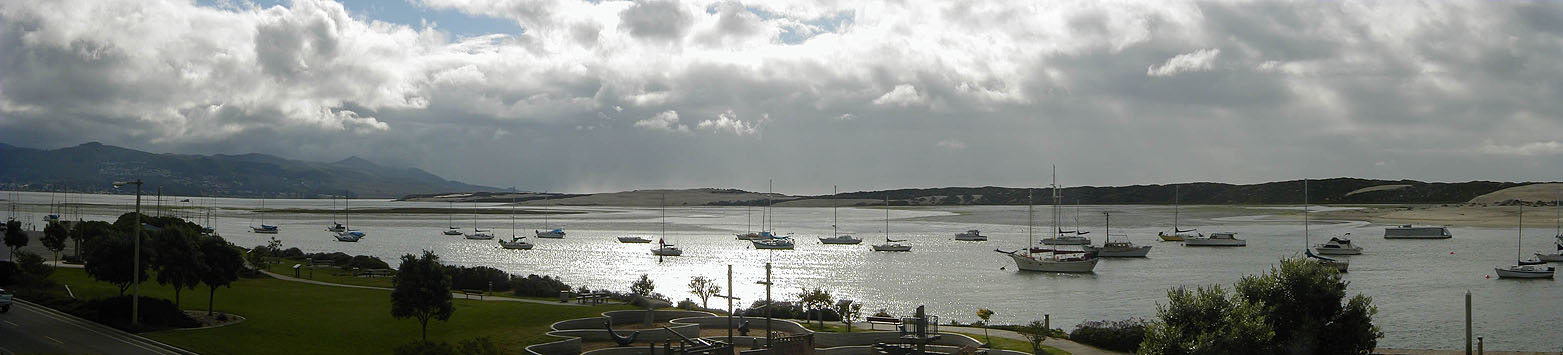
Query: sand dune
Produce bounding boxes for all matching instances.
[1467,183,1563,204]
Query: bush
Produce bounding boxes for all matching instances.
[1070,318,1147,352]
[74,296,200,331]
[446,266,512,292]
[348,255,389,270]
[278,247,305,258]
[510,274,572,298]
[677,299,699,310]
[391,337,500,355]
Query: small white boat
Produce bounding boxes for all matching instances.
[1498,204,1555,279]
[333,231,365,242]
[499,236,534,249]
[1314,234,1364,255]
[819,235,862,244]
[871,194,910,252]
[736,232,764,240]
[251,225,279,234]
[442,201,463,235]
[1083,212,1151,257]
[1384,225,1453,239]
[618,236,653,243]
[1184,232,1246,247]
[651,239,682,256]
[954,230,988,241]
[443,228,464,236]
[1537,235,1563,262]
[1158,186,1197,242]
[752,237,796,250]
[326,222,347,233]
[465,231,495,240]
[1040,234,1090,245]
[535,228,566,239]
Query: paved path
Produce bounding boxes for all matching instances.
[0,299,194,355]
[1376,349,1562,355]
[258,270,592,306]
[847,322,1125,355]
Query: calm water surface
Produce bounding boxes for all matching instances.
[6,192,1561,351]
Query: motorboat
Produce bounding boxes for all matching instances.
[1300,181,1346,272]
[1082,212,1151,257]
[1384,225,1452,239]
[954,230,988,241]
[1184,232,1246,247]
[752,237,796,250]
[499,236,534,250]
[618,236,653,243]
[1314,234,1364,255]
[333,231,365,242]
[819,235,863,244]
[1498,204,1555,279]
[535,228,566,239]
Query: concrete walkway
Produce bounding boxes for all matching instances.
[1376,349,1562,355]
[847,322,1125,355]
[257,270,592,307]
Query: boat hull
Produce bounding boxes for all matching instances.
[499,242,534,249]
[1536,253,1563,262]
[1040,238,1090,245]
[535,232,565,239]
[1184,239,1246,247]
[1314,247,1362,255]
[1083,245,1152,257]
[954,236,988,241]
[1384,226,1452,239]
[443,230,464,236]
[819,237,862,244]
[618,237,652,243]
[651,248,682,256]
[872,244,911,252]
[1157,234,1184,242]
[752,242,795,250]
[1495,266,1555,279]
[466,233,495,240]
[1005,253,1097,273]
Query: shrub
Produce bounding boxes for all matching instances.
[511,274,572,297]
[348,255,390,270]
[392,340,456,355]
[75,296,200,331]
[446,265,512,292]
[1070,318,1147,353]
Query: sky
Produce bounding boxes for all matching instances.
[2,0,1561,194]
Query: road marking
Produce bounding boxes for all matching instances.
[45,335,64,344]
[2,320,17,327]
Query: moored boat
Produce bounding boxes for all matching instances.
[1314,234,1364,255]
[1384,225,1452,239]
[1184,232,1246,247]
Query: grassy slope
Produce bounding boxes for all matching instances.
[46,268,628,354]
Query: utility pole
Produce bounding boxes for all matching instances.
[712,265,742,345]
[113,179,144,326]
[755,262,773,349]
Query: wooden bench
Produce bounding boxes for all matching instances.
[865,316,900,330]
[460,289,486,300]
[307,259,337,268]
[573,293,610,305]
[356,269,395,277]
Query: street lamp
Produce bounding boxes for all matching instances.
[112,179,143,326]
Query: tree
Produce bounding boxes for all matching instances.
[82,232,148,295]
[248,237,283,272]
[687,275,720,309]
[41,222,68,266]
[1140,257,1380,354]
[1018,320,1051,355]
[976,308,995,345]
[794,287,834,329]
[629,274,655,296]
[4,219,26,259]
[154,227,203,307]
[840,302,862,333]
[198,235,244,315]
[13,251,52,285]
[391,250,454,341]
[69,221,112,259]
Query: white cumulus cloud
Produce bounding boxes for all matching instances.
[1148,49,1221,77]
[635,110,689,133]
[873,84,923,107]
[697,110,757,135]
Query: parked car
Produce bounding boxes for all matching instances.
[0,287,12,313]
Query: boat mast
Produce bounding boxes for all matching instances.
[766,179,773,233]
[1051,165,1060,239]
[1304,179,1309,248]
[1173,186,1180,233]
[511,197,517,238]
[343,190,350,230]
[661,193,667,242]
[884,193,890,242]
[448,201,454,229]
[1027,188,1034,252]
[1104,211,1111,244]
[472,201,478,232]
[832,185,838,237]
[1518,203,1523,264]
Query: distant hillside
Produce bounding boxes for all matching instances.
[0,142,499,198]
[822,178,1535,206]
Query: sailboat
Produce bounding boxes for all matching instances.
[443,201,464,235]
[326,194,347,233]
[1496,203,1555,279]
[998,168,1098,273]
[820,185,863,244]
[466,202,494,240]
[871,194,911,252]
[736,203,763,240]
[249,198,279,234]
[1157,186,1200,241]
[1534,191,1563,262]
[1083,211,1152,257]
[651,194,682,256]
[752,181,795,249]
[499,198,534,249]
[332,191,366,242]
[1041,199,1090,245]
[534,201,565,238]
[1301,180,1347,272]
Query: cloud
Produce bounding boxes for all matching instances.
[696,110,756,135]
[1476,141,1563,156]
[835,113,855,120]
[635,110,689,133]
[1147,49,1221,77]
[936,139,967,150]
[872,84,923,107]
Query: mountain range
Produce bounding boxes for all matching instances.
[0,142,498,198]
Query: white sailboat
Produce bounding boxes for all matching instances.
[1496,203,1555,279]
[499,199,534,250]
[443,201,463,235]
[998,167,1098,273]
[651,194,682,256]
[466,202,494,240]
[332,191,365,242]
[1300,180,1347,272]
[1534,191,1563,262]
[871,194,911,252]
[820,185,863,245]
[249,198,279,234]
[326,194,347,232]
[1083,211,1152,257]
[534,201,565,238]
[736,203,762,240]
[1158,186,1200,241]
[1041,199,1090,245]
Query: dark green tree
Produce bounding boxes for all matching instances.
[1018,319,1051,355]
[629,274,655,296]
[687,275,720,309]
[794,287,834,329]
[1234,258,1381,354]
[13,250,52,285]
[4,219,26,259]
[391,250,454,341]
[82,232,149,295]
[68,221,113,259]
[41,222,68,266]
[197,235,244,315]
[1140,285,1273,354]
[154,226,204,307]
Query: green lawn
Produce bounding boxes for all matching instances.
[949,331,1070,355]
[268,259,394,288]
[45,268,630,354]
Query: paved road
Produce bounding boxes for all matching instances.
[0,299,192,355]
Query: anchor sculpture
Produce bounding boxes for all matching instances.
[604,320,642,347]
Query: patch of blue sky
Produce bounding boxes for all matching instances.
[196,0,523,38]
